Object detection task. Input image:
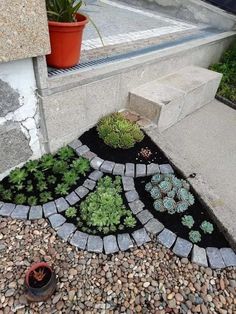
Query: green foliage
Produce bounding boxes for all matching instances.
[209,42,236,103]
[72,158,90,175]
[52,160,69,174]
[124,215,136,228]
[34,171,45,182]
[47,175,57,185]
[145,173,195,215]
[1,189,12,201]
[63,171,78,186]
[80,176,136,234]
[14,194,27,205]
[40,154,55,170]
[58,146,75,161]
[46,0,85,22]
[55,183,69,196]
[28,196,38,206]
[25,160,39,173]
[182,215,195,229]
[189,230,201,244]
[9,168,27,185]
[39,192,53,203]
[200,221,214,234]
[37,181,48,192]
[97,113,144,149]
[65,207,77,218]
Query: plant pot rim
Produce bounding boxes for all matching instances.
[25,262,52,287]
[48,12,88,27]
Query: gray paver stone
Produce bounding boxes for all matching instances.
[136,164,146,177]
[68,139,82,150]
[132,228,151,246]
[103,235,119,254]
[157,228,177,248]
[113,163,125,176]
[0,203,15,217]
[65,192,80,206]
[83,179,96,190]
[128,200,144,215]
[117,233,133,251]
[75,186,89,198]
[57,223,76,241]
[89,170,103,181]
[82,151,97,161]
[159,164,174,174]
[100,160,115,173]
[122,176,135,191]
[125,190,139,202]
[125,163,135,177]
[0,202,3,209]
[43,202,57,218]
[87,235,103,253]
[29,206,43,220]
[136,210,153,224]
[206,247,225,269]
[147,163,160,176]
[49,214,66,229]
[70,231,88,250]
[191,245,208,267]
[55,198,69,213]
[11,205,29,220]
[144,218,164,235]
[220,248,236,267]
[76,145,90,156]
[173,237,193,258]
[90,157,104,170]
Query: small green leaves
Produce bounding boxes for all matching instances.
[58,146,75,161]
[200,221,214,234]
[124,215,136,228]
[14,194,27,205]
[9,168,27,185]
[189,230,201,244]
[65,207,77,218]
[182,215,195,229]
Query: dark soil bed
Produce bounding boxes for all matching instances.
[135,176,229,248]
[62,175,142,237]
[79,126,169,164]
[29,267,52,288]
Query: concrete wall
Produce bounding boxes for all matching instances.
[37,32,235,153]
[121,0,236,30]
[0,59,43,179]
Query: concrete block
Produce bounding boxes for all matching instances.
[68,139,82,150]
[55,198,69,213]
[75,186,89,198]
[82,151,97,161]
[147,163,160,176]
[206,247,225,269]
[173,237,193,258]
[43,202,57,218]
[65,192,80,206]
[113,163,125,176]
[0,203,15,217]
[122,176,135,191]
[191,245,208,267]
[89,170,103,181]
[76,145,90,156]
[157,228,177,248]
[90,157,104,170]
[132,228,151,246]
[103,235,119,254]
[83,179,96,190]
[117,233,133,251]
[87,235,103,253]
[159,164,174,174]
[220,248,236,267]
[11,205,29,220]
[136,210,153,224]
[128,200,144,215]
[144,218,164,235]
[125,163,135,177]
[57,223,76,242]
[29,206,43,220]
[100,160,115,173]
[136,164,146,177]
[48,214,66,229]
[125,190,139,202]
[70,231,88,250]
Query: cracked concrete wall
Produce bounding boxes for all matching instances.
[0,58,43,179]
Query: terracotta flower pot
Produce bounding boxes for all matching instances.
[24,262,57,302]
[47,13,88,69]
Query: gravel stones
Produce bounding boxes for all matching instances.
[57,223,76,241]
[70,231,88,250]
[144,218,164,235]
[206,247,226,269]
[11,205,29,220]
[191,245,208,267]
[48,214,66,229]
[55,198,69,213]
[220,248,236,267]
[132,228,151,246]
[0,203,15,217]
[173,237,193,258]
[103,235,119,254]
[43,201,57,218]
[117,233,133,251]
[157,228,177,248]
[65,192,80,206]
[87,235,103,253]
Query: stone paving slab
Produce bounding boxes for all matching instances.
[157,228,177,249]
[136,164,146,177]
[206,247,225,269]
[125,163,135,177]
[11,205,29,220]
[191,245,208,267]
[100,160,115,173]
[87,235,103,253]
[147,163,160,176]
[65,192,80,206]
[113,163,125,176]
[82,151,97,161]
[75,186,89,198]
[89,170,103,181]
[0,203,15,217]
[103,235,119,254]
[29,206,43,220]
[90,157,104,170]
[68,139,82,150]
[220,248,236,267]
[128,200,144,215]
[122,176,135,191]
[43,202,57,218]
[144,218,164,235]
[57,223,76,242]
[173,237,193,258]
[159,164,174,174]
[55,198,70,213]
[117,233,133,251]
[83,179,96,190]
[132,228,151,246]
[76,145,90,156]
[136,210,153,224]
[70,231,88,250]
[125,190,139,202]
[48,214,66,229]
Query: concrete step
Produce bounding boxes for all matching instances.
[129,66,222,131]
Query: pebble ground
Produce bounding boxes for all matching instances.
[0,218,235,314]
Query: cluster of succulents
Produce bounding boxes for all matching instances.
[145,173,195,215]
[97,112,144,149]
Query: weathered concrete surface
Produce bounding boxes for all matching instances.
[145,100,236,248]
[0,80,21,117]
[0,122,32,174]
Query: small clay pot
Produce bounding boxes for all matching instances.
[24,262,57,302]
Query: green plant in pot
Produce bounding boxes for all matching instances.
[46,0,101,68]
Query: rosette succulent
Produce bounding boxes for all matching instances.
[200,221,214,234]
[182,215,195,229]
[189,230,201,244]
[150,186,162,199]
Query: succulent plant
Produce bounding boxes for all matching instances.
[167,189,176,198]
[58,146,74,160]
[182,215,195,229]
[150,186,162,200]
[124,215,136,228]
[172,177,182,188]
[176,201,189,213]
[200,221,214,234]
[189,230,201,244]
[28,196,38,206]
[188,193,195,205]
[145,182,153,192]
[159,181,172,193]
[151,174,163,185]
[153,199,165,212]
[163,197,176,212]
[65,207,77,218]
[14,194,27,205]
[177,188,190,202]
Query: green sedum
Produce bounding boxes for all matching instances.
[200,220,214,234]
[189,230,201,244]
[181,215,195,229]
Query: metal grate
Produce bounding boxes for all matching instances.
[48,27,221,77]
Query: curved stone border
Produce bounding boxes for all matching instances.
[68,138,174,178]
